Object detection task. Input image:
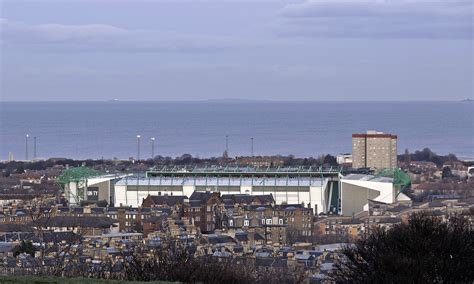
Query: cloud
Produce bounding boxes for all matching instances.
[0,18,241,52]
[277,0,473,39]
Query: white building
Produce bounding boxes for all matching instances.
[75,167,410,217]
[64,174,130,205]
[336,153,352,165]
[340,174,409,216]
[114,176,340,214]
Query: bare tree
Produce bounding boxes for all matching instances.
[333,213,474,283]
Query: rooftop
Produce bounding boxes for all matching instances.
[342,174,393,183]
[146,166,341,177]
[116,176,328,187]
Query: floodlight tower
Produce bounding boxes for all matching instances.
[25,134,29,160]
[33,136,37,160]
[151,137,156,159]
[136,134,141,161]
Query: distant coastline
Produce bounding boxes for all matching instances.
[1,99,473,104]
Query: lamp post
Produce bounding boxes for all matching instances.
[136,135,141,161]
[151,137,156,159]
[25,134,29,161]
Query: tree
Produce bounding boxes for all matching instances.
[286,225,302,245]
[323,154,338,166]
[442,166,454,179]
[404,148,411,164]
[334,213,474,283]
[13,240,36,257]
[122,237,306,283]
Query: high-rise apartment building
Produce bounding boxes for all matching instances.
[352,131,397,169]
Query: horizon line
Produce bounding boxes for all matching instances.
[1,99,472,103]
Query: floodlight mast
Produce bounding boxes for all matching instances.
[151,137,156,159]
[136,135,141,161]
[25,134,29,160]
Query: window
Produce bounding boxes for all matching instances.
[261,219,265,225]
[266,219,272,225]
[229,220,234,227]
[244,220,249,227]
[278,219,284,225]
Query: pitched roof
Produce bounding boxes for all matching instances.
[80,200,108,207]
[340,218,363,225]
[0,224,33,232]
[208,235,237,245]
[190,191,215,203]
[235,232,249,242]
[387,205,410,213]
[254,233,265,241]
[32,216,116,229]
[221,194,274,205]
[143,215,167,224]
[145,195,188,207]
[41,232,82,243]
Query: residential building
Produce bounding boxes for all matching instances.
[352,131,397,169]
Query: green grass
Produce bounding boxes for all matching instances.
[0,276,177,284]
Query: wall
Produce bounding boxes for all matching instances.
[341,180,394,216]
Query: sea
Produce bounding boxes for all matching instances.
[0,101,473,161]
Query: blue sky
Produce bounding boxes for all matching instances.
[1,0,472,101]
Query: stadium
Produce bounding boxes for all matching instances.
[63,166,410,216]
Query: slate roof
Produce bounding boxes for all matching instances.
[255,257,287,268]
[340,219,363,225]
[143,215,167,224]
[0,243,14,253]
[387,205,411,213]
[254,233,265,241]
[221,194,275,205]
[377,217,402,224]
[0,194,36,200]
[0,224,33,232]
[276,204,311,211]
[43,231,82,243]
[91,207,106,214]
[32,216,116,229]
[208,235,237,245]
[190,191,216,204]
[146,195,188,207]
[235,232,249,242]
[80,200,108,207]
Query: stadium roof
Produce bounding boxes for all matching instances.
[342,174,393,183]
[146,166,342,178]
[116,176,328,187]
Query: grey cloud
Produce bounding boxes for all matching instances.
[277,0,473,39]
[0,18,242,52]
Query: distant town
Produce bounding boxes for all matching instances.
[0,131,472,282]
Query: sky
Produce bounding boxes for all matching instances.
[0,0,473,101]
